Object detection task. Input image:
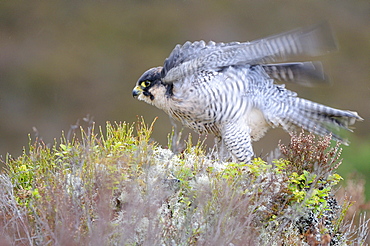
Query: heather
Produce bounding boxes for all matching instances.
[1,119,368,245]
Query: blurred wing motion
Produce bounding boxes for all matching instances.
[161,22,336,84]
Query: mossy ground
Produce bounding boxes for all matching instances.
[0,118,369,245]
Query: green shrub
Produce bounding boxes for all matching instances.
[0,119,368,245]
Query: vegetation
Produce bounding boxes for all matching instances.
[0,118,369,245]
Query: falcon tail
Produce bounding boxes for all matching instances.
[283,98,363,145]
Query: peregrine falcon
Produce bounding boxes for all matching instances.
[132,23,362,162]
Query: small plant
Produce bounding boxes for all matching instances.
[0,119,368,245]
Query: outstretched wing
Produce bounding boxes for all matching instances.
[162,22,336,83]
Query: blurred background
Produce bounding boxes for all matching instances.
[0,1,369,196]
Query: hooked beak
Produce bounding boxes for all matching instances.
[132,86,142,98]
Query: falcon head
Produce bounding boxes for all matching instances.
[133,67,173,107]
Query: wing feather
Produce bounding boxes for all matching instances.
[162,22,337,83]
[262,61,328,86]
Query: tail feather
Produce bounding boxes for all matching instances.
[283,98,362,144]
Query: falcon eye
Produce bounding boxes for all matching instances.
[140,80,151,88]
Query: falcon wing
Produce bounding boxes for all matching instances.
[262,61,329,86]
[162,22,336,84]
[161,40,240,78]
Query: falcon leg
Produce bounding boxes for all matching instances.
[213,136,232,162]
[169,116,184,154]
[222,122,254,163]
